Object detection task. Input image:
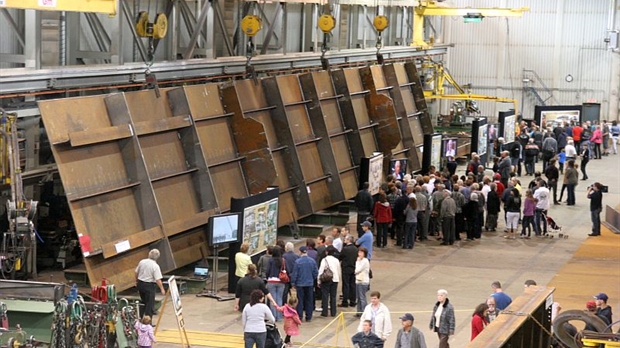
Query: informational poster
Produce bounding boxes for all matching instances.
[478,124,488,156]
[503,115,516,144]
[368,154,384,195]
[540,110,580,130]
[169,276,184,317]
[430,135,442,169]
[243,198,279,255]
[443,138,457,158]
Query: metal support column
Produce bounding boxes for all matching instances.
[212,0,233,57]
[260,2,282,54]
[24,10,40,69]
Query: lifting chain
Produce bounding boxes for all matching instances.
[50,299,68,348]
[87,305,105,348]
[119,299,138,341]
[69,296,86,348]
[318,10,335,71]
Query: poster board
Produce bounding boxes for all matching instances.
[498,110,516,145]
[534,105,583,130]
[359,153,384,195]
[242,198,279,256]
[155,276,190,348]
[422,133,442,174]
[471,117,489,167]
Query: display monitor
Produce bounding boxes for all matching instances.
[442,138,458,158]
[208,213,241,246]
[389,158,407,181]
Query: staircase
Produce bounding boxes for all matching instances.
[522,69,557,107]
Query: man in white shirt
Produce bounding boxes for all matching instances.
[533,178,551,236]
[135,249,166,317]
[564,140,577,160]
[331,227,343,252]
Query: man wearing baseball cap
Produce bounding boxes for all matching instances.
[355,221,374,260]
[594,292,612,325]
[395,313,427,348]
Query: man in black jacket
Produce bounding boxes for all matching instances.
[544,159,560,205]
[355,182,374,237]
[339,235,358,308]
[587,183,603,237]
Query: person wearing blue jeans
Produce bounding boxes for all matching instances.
[354,247,371,315]
[266,282,285,321]
[290,246,318,321]
[242,290,275,348]
[564,160,579,206]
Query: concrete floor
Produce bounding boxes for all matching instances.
[150,155,620,348]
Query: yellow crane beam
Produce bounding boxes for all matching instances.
[0,0,117,16]
[423,92,519,116]
[412,1,529,48]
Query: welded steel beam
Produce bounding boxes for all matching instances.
[0,46,449,94]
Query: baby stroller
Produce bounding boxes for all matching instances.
[544,212,565,238]
[265,322,285,348]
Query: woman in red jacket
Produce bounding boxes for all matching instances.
[372,193,392,248]
[471,302,489,341]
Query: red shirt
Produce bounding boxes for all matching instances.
[572,126,583,141]
[471,314,488,341]
[494,180,505,197]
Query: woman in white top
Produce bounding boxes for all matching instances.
[357,290,392,341]
[242,289,275,348]
[318,245,342,317]
[564,140,577,160]
[354,247,371,315]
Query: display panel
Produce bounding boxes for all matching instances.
[478,124,488,156]
[389,158,407,181]
[431,135,442,169]
[368,154,384,195]
[540,110,580,130]
[442,138,458,158]
[208,213,242,246]
[488,124,499,142]
[242,198,279,255]
[503,115,516,144]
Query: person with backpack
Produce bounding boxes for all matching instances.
[523,138,540,176]
[581,122,593,159]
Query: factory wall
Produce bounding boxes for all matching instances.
[445,0,614,122]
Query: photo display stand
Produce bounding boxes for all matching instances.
[471,117,488,167]
[498,110,517,156]
[227,188,280,293]
[199,213,242,301]
[422,133,442,175]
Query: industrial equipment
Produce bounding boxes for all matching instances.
[241,14,263,80]
[412,1,529,48]
[552,309,619,348]
[0,0,118,16]
[0,109,38,280]
[318,5,336,70]
[421,59,519,120]
[373,15,389,64]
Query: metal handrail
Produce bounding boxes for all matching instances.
[522,69,558,105]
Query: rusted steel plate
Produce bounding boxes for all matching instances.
[221,82,276,194]
[404,62,434,134]
[84,246,152,292]
[71,187,145,250]
[208,163,249,212]
[330,69,367,169]
[151,173,200,227]
[69,125,133,147]
[383,63,421,172]
[340,170,359,198]
[360,67,402,160]
[262,76,313,217]
[295,143,323,183]
[182,84,225,120]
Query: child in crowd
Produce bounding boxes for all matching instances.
[557,149,566,174]
[521,190,536,239]
[277,295,302,347]
[135,316,156,348]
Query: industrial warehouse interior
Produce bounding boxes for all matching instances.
[0,0,619,348]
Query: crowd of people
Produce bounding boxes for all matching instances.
[231,118,616,347]
[353,119,612,249]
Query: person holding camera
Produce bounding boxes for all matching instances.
[587,183,603,236]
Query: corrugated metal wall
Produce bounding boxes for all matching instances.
[443,0,612,121]
[0,9,22,69]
